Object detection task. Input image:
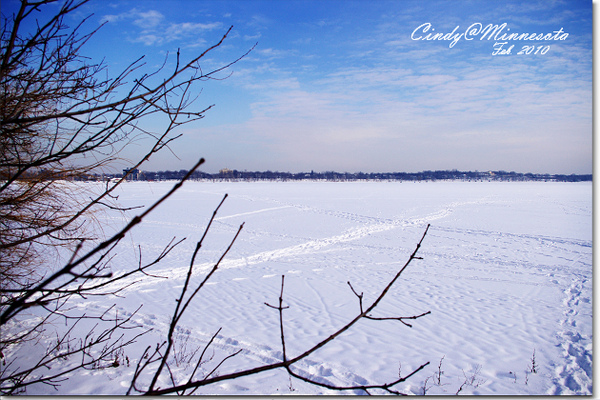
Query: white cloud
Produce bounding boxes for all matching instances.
[165,22,223,41]
[256,48,289,59]
[225,47,591,172]
[102,8,223,47]
[244,33,262,41]
[115,0,590,174]
[247,14,271,28]
[100,14,122,24]
[133,10,164,28]
[102,8,163,27]
[133,34,162,46]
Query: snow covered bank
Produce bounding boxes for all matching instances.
[6,181,592,395]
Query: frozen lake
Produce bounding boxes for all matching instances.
[16,181,594,395]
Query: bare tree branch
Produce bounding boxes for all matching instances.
[1,2,254,391]
[139,224,432,396]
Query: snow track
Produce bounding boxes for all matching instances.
[549,276,593,394]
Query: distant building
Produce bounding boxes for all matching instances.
[219,168,233,177]
[123,168,140,181]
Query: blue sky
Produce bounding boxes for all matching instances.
[5,0,593,173]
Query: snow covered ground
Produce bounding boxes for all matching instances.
[7,180,592,395]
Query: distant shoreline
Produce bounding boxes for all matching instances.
[110,169,591,183]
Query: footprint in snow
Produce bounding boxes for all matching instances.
[549,277,592,395]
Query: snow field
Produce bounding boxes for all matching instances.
[8,180,591,395]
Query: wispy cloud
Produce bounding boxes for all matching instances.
[244,33,262,41]
[256,47,290,59]
[133,9,164,28]
[102,8,222,47]
[165,22,223,41]
[247,14,271,28]
[227,39,590,172]
[95,0,590,174]
[101,8,163,26]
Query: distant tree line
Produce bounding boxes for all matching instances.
[92,168,591,183]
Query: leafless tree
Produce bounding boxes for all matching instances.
[0,0,251,393]
[0,0,431,395]
[1,0,248,285]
